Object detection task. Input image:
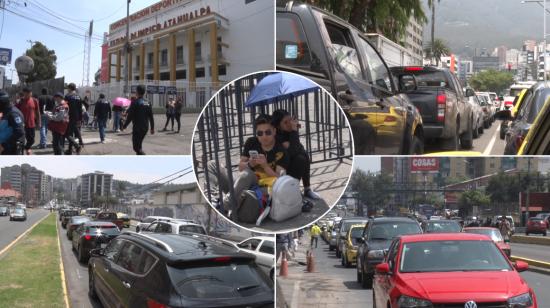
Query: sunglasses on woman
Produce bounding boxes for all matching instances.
[256,129,273,137]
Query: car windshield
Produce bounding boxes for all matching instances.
[179,225,206,235]
[350,227,364,245]
[14,209,24,214]
[510,88,525,97]
[425,221,461,233]
[400,240,512,273]
[342,220,368,232]
[0,207,7,211]
[168,261,272,299]
[464,229,503,242]
[87,225,120,236]
[368,222,422,240]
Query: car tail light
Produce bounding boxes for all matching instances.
[213,256,232,262]
[505,100,513,107]
[384,116,397,123]
[437,92,446,122]
[147,299,169,308]
[84,234,92,241]
[404,66,423,72]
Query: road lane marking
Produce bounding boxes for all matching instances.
[76,268,82,280]
[56,216,71,308]
[483,124,500,155]
[0,212,50,257]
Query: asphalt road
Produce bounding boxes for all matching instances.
[521,271,550,306]
[511,242,550,263]
[0,208,50,253]
[424,119,507,155]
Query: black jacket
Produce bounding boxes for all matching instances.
[276,130,306,158]
[64,92,83,122]
[1,106,26,154]
[123,97,154,132]
[38,94,55,114]
[94,99,112,120]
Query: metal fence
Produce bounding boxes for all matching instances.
[193,72,353,203]
[5,77,65,98]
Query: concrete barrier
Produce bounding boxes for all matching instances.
[511,235,550,246]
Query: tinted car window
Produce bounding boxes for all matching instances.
[276,13,312,68]
[368,222,422,240]
[324,21,363,81]
[179,225,206,235]
[349,227,364,245]
[259,241,274,255]
[526,89,550,123]
[117,243,144,274]
[158,223,172,233]
[96,213,117,220]
[516,90,534,120]
[143,217,156,223]
[168,261,271,299]
[403,70,450,89]
[136,250,157,275]
[87,225,120,236]
[104,239,126,261]
[358,36,393,92]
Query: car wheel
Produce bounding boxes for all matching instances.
[78,245,86,263]
[329,245,334,251]
[460,121,474,149]
[500,126,506,140]
[409,135,424,155]
[473,125,479,138]
[345,255,351,268]
[270,269,274,281]
[444,123,460,151]
[88,267,98,299]
[361,270,372,289]
[484,120,490,129]
[341,254,345,267]
[356,261,362,283]
[135,227,140,233]
[544,231,547,236]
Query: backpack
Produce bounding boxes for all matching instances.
[236,186,267,224]
[270,175,302,222]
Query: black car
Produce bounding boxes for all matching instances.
[66,216,91,240]
[61,209,80,229]
[356,217,422,289]
[504,82,550,155]
[0,206,8,216]
[276,2,424,155]
[421,219,462,233]
[88,232,274,307]
[71,221,120,262]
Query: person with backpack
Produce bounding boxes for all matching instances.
[45,93,76,155]
[64,83,83,154]
[272,109,321,200]
[0,90,25,155]
[16,87,41,155]
[123,85,154,155]
[206,114,289,220]
[94,94,112,144]
[38,88,55,149]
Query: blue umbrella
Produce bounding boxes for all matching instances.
[245,72,320,107]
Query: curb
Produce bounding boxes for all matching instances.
[511,256,550,270]
[511,235,550,246]
[56,215,71,308]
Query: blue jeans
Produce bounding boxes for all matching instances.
[113,111,121,131]
[98,118,107,141]
[40,117,49,147]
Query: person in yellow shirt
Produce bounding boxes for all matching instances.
[310,224,321,248]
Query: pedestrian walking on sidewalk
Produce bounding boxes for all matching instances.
[310,224,321,249]
[94,94,112,143]
[174,97,183,133]
[16,87,41,155]
[123,85,154,155]
[162,97,175,131]
[38,88,55,149]
[47,93,78,155]
[64,83,84,154]
[276,233,291,262]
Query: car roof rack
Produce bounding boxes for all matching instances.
[121,231,174,253]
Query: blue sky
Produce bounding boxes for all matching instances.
[1,0,154,84]
[0,156,196,184]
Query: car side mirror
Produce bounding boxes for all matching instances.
[495,109,512,121]
[514,260,529,272]
[90,248,105,257]
[398,74,417,93]
[465,88,475,97]
[375,262,390,274]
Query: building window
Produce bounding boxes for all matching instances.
[135,55,140,70]
[176,70,186,80]
[219,64,227,76]
[176,46,184,64]
[146,73,154,80]
[217,37,223,54]
[147,52,154,69]
[196,67,205,78]
[195,42,202,61]
[161,49,168,66]
[160,72,170,81]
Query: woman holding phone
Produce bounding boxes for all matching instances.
[272,109,320,199]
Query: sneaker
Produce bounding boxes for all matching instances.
[256,206,271,226]
[100,140,105,144]
[305,189,321,200]
[38,144,46,149]
[76,147,82,155]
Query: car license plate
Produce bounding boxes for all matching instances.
[101,243,107,249]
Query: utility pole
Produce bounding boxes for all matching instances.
[124,0,131,96]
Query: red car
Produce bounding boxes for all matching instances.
[373,233,537,308]
[526,218,547,236]
[463,227,511,258]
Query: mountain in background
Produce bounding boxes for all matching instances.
[422,0,543,55]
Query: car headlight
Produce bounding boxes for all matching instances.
[397,295,432,308]
[507,292,533,308]
[367,249,385,259]
[331,231,337,237]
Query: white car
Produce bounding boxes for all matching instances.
[237,236,275,280]
[140,219,207,235]
[135,216,174,232]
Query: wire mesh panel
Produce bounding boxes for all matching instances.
[193,72,353,204]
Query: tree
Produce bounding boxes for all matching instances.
[25,42,57,83]
[468,70,514,95]
[309,0,427,44]
[458,190,490,216]
[424,38,450,66]
[349,170,393,216]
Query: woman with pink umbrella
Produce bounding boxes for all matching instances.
[112,97,130,132]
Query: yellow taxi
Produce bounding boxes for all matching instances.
[517,96,550,155]
[341,223,367,267]
[117,212,130,228]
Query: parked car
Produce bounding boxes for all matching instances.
[88,232,273,307]
[463,227,511,257]
[140,220,207,236]
[9,208,27,221]
[421,219,462,233]
[84,207,101,218]
[276,2,425,154]
[117,212,130,228]
[135,216,173,233]
[335,217,370,258]
[511,85,550,154]
[466,92,485,138]
[61,209,80,229]
[535,213,550,229]
[356,217,423,288]
[0,206,9,216]
[503,82,550,155]
[503,82,536,110]
[475,92,495,128]
[72,221,121,262]
[94,211,125,230]
[341,224,367,267]
[526,218,547,236]
[237,236,275,280]
[66,216,91,240]
[500,88,528,140]
[372,233,537,308]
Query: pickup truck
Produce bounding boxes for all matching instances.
[94,211,124,230]
[276,2,425,155]
[390,66,474,150]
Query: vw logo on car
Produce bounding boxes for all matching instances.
[465,300,477,308]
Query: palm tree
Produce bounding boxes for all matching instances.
[427,0,442,62]
[424,39,450,66]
